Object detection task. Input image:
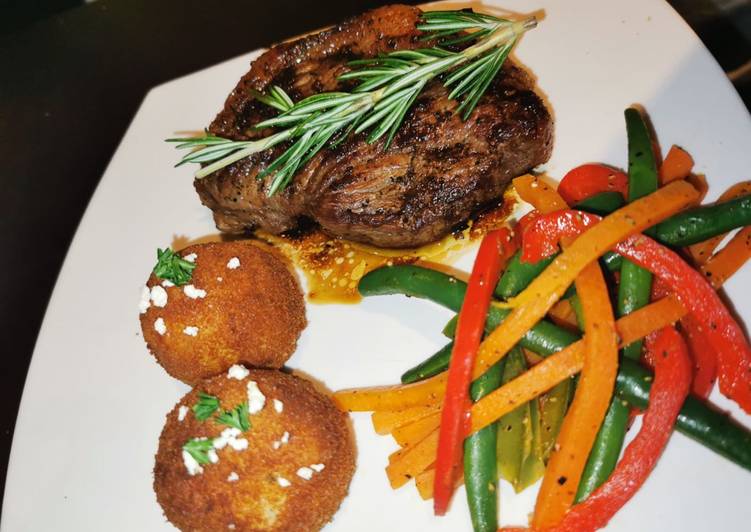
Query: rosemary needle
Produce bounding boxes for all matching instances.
[168,10,538,195]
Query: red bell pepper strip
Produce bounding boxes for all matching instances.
[548,326,691,531]
[679,314,719,399]
[433,228,517,515]
[614,235,751,411]
[520,210,600,263]
[520,209,751,413]
[557,164,629,205]
[649,278,717,399]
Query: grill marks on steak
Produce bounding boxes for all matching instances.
[196,4,553,248]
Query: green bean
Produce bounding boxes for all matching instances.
[401,342,454,384]
[465,359,504,532]
[495,251,556,300]
[653,194,751,246]
[579,108,660,500]
[574,191,625,215]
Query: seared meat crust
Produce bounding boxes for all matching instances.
[196,4,553,248]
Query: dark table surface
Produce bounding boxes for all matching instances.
[1,0,749,514]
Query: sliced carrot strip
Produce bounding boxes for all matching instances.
[616,295,686,344]
[688,180,751,265]
[532,262,618,528]
[701,226,751,288]
[660,145,694,184]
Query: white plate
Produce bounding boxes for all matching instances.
[3,0,751,530]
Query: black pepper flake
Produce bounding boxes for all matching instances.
[557,476,568,485]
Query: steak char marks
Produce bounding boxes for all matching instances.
[196,4,553,248]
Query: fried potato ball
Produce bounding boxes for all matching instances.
[140,241,306,384]
[154,368,356,531]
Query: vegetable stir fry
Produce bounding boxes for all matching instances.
[333,107,751,531]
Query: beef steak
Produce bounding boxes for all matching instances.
[195,4,553,248]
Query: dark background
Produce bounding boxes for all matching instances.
[1,0,749,513]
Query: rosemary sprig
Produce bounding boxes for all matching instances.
[169,10,537,195]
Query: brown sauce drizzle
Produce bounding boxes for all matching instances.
[257,189,517,304]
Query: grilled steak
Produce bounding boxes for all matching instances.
[196,4,553,248]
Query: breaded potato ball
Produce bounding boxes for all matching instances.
[153,367,356,531]
[139,241,306,384]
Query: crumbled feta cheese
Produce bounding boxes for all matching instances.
[161,279,174,287]
[227,364,250,380]
[183,284,206,299]
[154,318,167,336]
[217,277,223,282]
[272,431,290,450]
[207,449,219,464]
[213,427,248,451]
[183,326,199,337]
[276,476,291,488]
[182,450,204,476]
[227,257,241,269]
[228,438,248,451]
[247,381,266,413]
[183,253,197,263]
[310,463,325,473]
[296,467,314,480]
[178,405,189,422]
[273,399,284,413]
[227,471,239,482]
[150,285,168,307]
[228,524,236,530]
[139,286,151,314]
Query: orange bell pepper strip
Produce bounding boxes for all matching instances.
[700,225,751,289]
[688,180,751,265]
[392,413,442,448]
[532,262,618,528]
[334,181,698,413]
[386,428,439,488]
[557,164,629,204]
[433,228,516,515]
[514,174,568,212]
[548,299,579,330]
[659,145,694,184]
[371,404,442,435]
[548,327,691,532]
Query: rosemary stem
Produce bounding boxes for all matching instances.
[463,16,537,59]
[195,130,292,178]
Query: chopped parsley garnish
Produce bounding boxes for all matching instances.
[153,247,196,286]
[216,402,251,432]
[182,438,214,465]
[192,392,219,421]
